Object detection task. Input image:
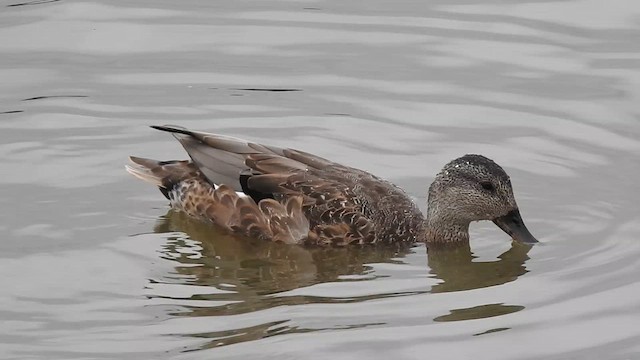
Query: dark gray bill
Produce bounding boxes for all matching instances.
[493,209,538,244]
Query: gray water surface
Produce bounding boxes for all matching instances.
[1,1,639,359]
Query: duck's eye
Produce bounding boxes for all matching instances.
[480,181,495,192]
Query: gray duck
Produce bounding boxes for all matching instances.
[126,125,538,247]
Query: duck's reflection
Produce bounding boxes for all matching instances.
[152,210,534,348]
[425,242,533,324]
[427,242,534,293]
[154,210,533,299]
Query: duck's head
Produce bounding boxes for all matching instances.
[426,154,538,245]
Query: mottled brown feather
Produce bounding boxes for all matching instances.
[129,126,426,246]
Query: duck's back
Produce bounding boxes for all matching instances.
[311,165,424,244]
[270,163,424,245]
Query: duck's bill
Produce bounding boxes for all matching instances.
[493,210,538,244]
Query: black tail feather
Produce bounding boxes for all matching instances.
[150,125,193,136]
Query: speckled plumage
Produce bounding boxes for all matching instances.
[127,125,538,247]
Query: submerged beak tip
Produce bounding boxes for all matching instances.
[515,236,539,244]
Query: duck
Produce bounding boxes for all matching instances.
[126,125,538,247]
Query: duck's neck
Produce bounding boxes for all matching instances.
[420,214,470,245]
[420,180,471,245]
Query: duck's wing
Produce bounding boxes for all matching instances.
[244,158,381,246]
[149,125,334,192]
[136,125,419,246]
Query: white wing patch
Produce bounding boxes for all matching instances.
[212,182,248,198]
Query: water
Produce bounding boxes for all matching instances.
[1,1,639,359]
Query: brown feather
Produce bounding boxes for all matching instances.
[282,149,333,170]
[128,126,426,246]
[246,153,307,174]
